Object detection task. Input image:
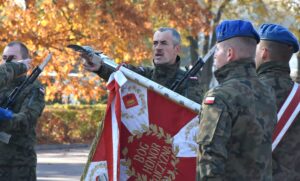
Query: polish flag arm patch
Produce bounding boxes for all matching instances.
[189,76,198,80]
[39,87,45,95]
[204,96,215,104]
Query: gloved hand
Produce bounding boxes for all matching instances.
[81,46,103,72]
[0,108,13,121]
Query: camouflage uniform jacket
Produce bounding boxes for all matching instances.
[95,56,204,103]
[0,62,27,87]
[0,76,45,166]
[257,61,300,181]
[197,59,277,181]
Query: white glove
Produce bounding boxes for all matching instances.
[83,54,103,72]
[80,46,103,72]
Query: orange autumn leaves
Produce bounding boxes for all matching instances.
[0,0,210,103]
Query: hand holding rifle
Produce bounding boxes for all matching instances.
[6,55,32,71]
[67,45,104,72]
[2,53,52,109]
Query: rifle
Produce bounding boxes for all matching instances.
[171,45,216,91]
[2,53,52,109]
[67,44,117,71]
[69,44,216,92]
[0,53,52,144]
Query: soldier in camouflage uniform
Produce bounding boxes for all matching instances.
[82,27,204,103]
[256,24,300,181]
[0,60,31,121]
[0,41,45,181]
[197,20,277,180]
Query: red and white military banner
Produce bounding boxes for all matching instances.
[272,83,300,151]
[81,69,200,181]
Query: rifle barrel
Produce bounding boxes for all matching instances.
[39,53,52,70]
[171,45,216,91]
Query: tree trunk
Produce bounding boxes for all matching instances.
[187,36,199,66]
[197,34,214,93]
[197,0,230,92]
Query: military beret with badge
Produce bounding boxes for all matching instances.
[258,23,299,53]
[216,19,260,43]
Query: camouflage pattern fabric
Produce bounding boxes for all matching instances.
[95,56,204,103]
[0,166,36,181]
[0,76,45,180]
[197,59,277,181]
[257,61,300,181]
[0,62,27,87]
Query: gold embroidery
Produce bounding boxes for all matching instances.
[184,121,198,154]
[122,124,179,181]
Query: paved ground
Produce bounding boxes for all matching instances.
[36,144,90,181]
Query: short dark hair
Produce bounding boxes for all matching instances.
[7,41,30,59]
[157,27,181,46]
[223,37,257,59]
[261,40,294,61]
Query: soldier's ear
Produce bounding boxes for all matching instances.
[175,44,181,54]
[261,47,269,60]
[227,47,235,62]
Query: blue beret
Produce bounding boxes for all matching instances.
[216,20,260,43]
[258,24,299,53]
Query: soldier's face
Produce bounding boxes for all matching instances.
[2,45,23,63]
[214,43,228,70]
[153,31,180,65]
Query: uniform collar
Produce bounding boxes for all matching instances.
[214,58,256,83]
[151,56,181,86]
[153,56,181,74]
[256,61,290,77]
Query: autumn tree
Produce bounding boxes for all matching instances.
[0,0,211,103]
